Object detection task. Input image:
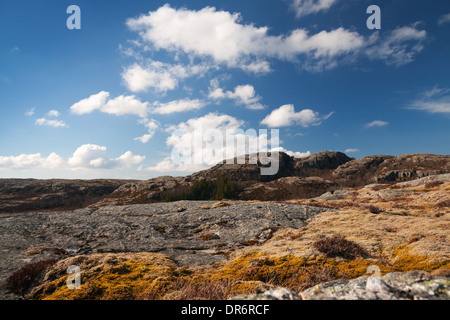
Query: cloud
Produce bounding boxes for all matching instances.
[70,91,150,118]
[125,5,429,73]
[291,0,339,18]
[67,144,145,169]
[408,86,450,114]
[438,13,450,25]
[365,24,427,67]
[0,144,145,171]
[147,112,285,173]
[209,80,265,110]
[70,91,110,115]
[344,148,359,153]
[25,108,35,117]
[148,113,242,172]
[69,93,207,142]
[102,95,150,117]
[134,118,159,143]
[134,134,154,144]
[272,147,311,158]
[152,99,205,115]
[261,104,332,128]
[46,110,60,117]
[0,153,64,170]
[35,118,68,128]
[366,120,389,128]
[126,5,365,73]
[410,101,450,114]
[121,60,209,93]
[70,92,203,117]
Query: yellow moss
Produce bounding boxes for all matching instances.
[32,253,178,300]
[391,245,450,271]
[32,248,450,300]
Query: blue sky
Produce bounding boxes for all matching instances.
[0,0,449,179]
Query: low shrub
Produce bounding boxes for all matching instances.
[313,235,368,260]
[425,181,443,189]
[367,205,383,214]
[4,258,59,296]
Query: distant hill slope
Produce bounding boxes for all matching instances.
[1,151,449,212]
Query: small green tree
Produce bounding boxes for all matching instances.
[165,178,238,202]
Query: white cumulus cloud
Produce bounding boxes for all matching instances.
[102,95,150,117]
[67,144,145,170]
[209,81,265,110]
[69,91,110,115]
[121,60,209,93]
[152,99,205,115]
[148,113,286,173]
[134,118,159,143]
[70,91,150,118]
[261,104,332,128]
[0,153,64,170]
[126,5,365,73]
[0,144,145,171]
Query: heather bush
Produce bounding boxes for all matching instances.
[4,258,59,296]
[313,235,368,260]
[367,205,383,214]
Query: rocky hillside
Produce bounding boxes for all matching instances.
[1,173,448,300]
[83,151,450,205]
[1,151,449,212]
[0,179,134,213]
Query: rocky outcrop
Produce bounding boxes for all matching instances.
[332,153,450,185]
[295,151,352,171]
[233,270,450,300]
[0,201,327,299]
[231,288,301,300]
[395,173,450,187]
[190,152,296,183]
[0,179,131,213]
[94,176,190,207]
[239,176,338,201]
[332,155,393,180]
[302,270,450,300]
